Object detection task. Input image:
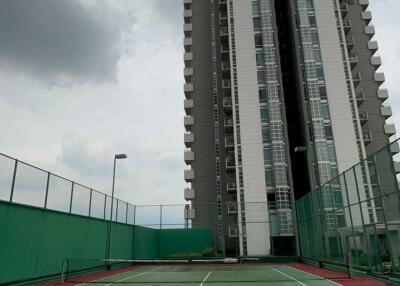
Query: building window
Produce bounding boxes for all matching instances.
[259,89,267,103]
[257,70,265,84]
[252,2,261,15]
[263,147,273,165]
[256,52,264,66]
[262,127,270,143]
[254,34,263,48]
[324,125,333,140]
[319,86,327,100]
[260,107,269,122]
[253,17,262,32]
[265,168,274,185]
[321,104,330,121]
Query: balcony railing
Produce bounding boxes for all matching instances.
[225,135,234,148]
[225,117,233,127]
[223,97,232,108]
[222,79,231,89]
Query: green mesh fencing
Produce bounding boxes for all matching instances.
[297,140,400,275]
[0,201,213,284]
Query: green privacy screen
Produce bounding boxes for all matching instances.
[0,201,213,284]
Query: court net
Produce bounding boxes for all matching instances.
[61,258,352,284]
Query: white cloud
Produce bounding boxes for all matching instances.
[0,0,399,211]
[0,0,185,207]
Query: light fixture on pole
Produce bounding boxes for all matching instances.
[107,153,127,263]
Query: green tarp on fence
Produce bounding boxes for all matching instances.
[0,201,213,284]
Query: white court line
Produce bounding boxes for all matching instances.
[284,266,342,286]
[103,271,148,286]
[77,266,166,286]
[200,271,212,286]
[272,267,306,286]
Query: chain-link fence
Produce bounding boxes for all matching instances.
[0,153,138,224]
[297,139,400,275]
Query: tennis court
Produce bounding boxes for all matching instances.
[62,263,345,285]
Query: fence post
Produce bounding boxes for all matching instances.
[160,205,163,229]
[9,159,18,203]
[125,202,128,224]
[88,189,93,217]
[116,199,119,222]
[133,205,136,225]
[69,182,75,213]
[103,195,107,219]
[44,172,51,209]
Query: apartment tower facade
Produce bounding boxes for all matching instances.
[183,0,397,256]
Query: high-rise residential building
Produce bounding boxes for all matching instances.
[183,0,398,257]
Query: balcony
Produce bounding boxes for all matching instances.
[184,207,196,219]
[380,106,392,119]
[356,91,365,106]
[384,124,396,137]
[371,56,382,70]
[221,45,230,53]
[359,0,369,10]
[348,54,358,69]
[184,169,195,182]
[223,97,232,110]
[184,188,195,200]
[222,79,231,89]
[361,11,372,25]
[226,178,237,193]
[184,133,194,148]
[183,9,192,18]
[225,135,235,149]
[222,61,230,71]
[353,72,362,87]
[227,201,238,214]
[184,83,193,99]
[184,116,194,131]
[228,225,239,237]
[365,25,375,39]
[183,23,192,37]
[184,37,192,52]
[226,153,236,170]
[391,142,400,155]
[359,112,368,125]
[374,72,385,86]
[184,67,193,82]
[184,52,193,67]
[377,89,389,102]
[220,26,229,36]
[342,19,352,34]
[394,162,400,174]
[368,41,378,54]
[362,131,372,145]
[184,151,194,165]
[225,117,234,132]
[340,2,348,17]
[346,36,355,51]
[184,99,194,115]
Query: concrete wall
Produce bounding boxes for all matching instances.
[232,0,270,256]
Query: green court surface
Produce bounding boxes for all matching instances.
[75,265,340,285]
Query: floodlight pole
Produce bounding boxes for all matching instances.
[107,154,127,263]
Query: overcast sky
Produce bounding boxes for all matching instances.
[0,0,399,206]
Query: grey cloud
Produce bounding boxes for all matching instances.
[0,0,133,85]
[156,0,182,30]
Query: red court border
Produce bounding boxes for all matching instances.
[45,263,392,286]
[289,263,391,286]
